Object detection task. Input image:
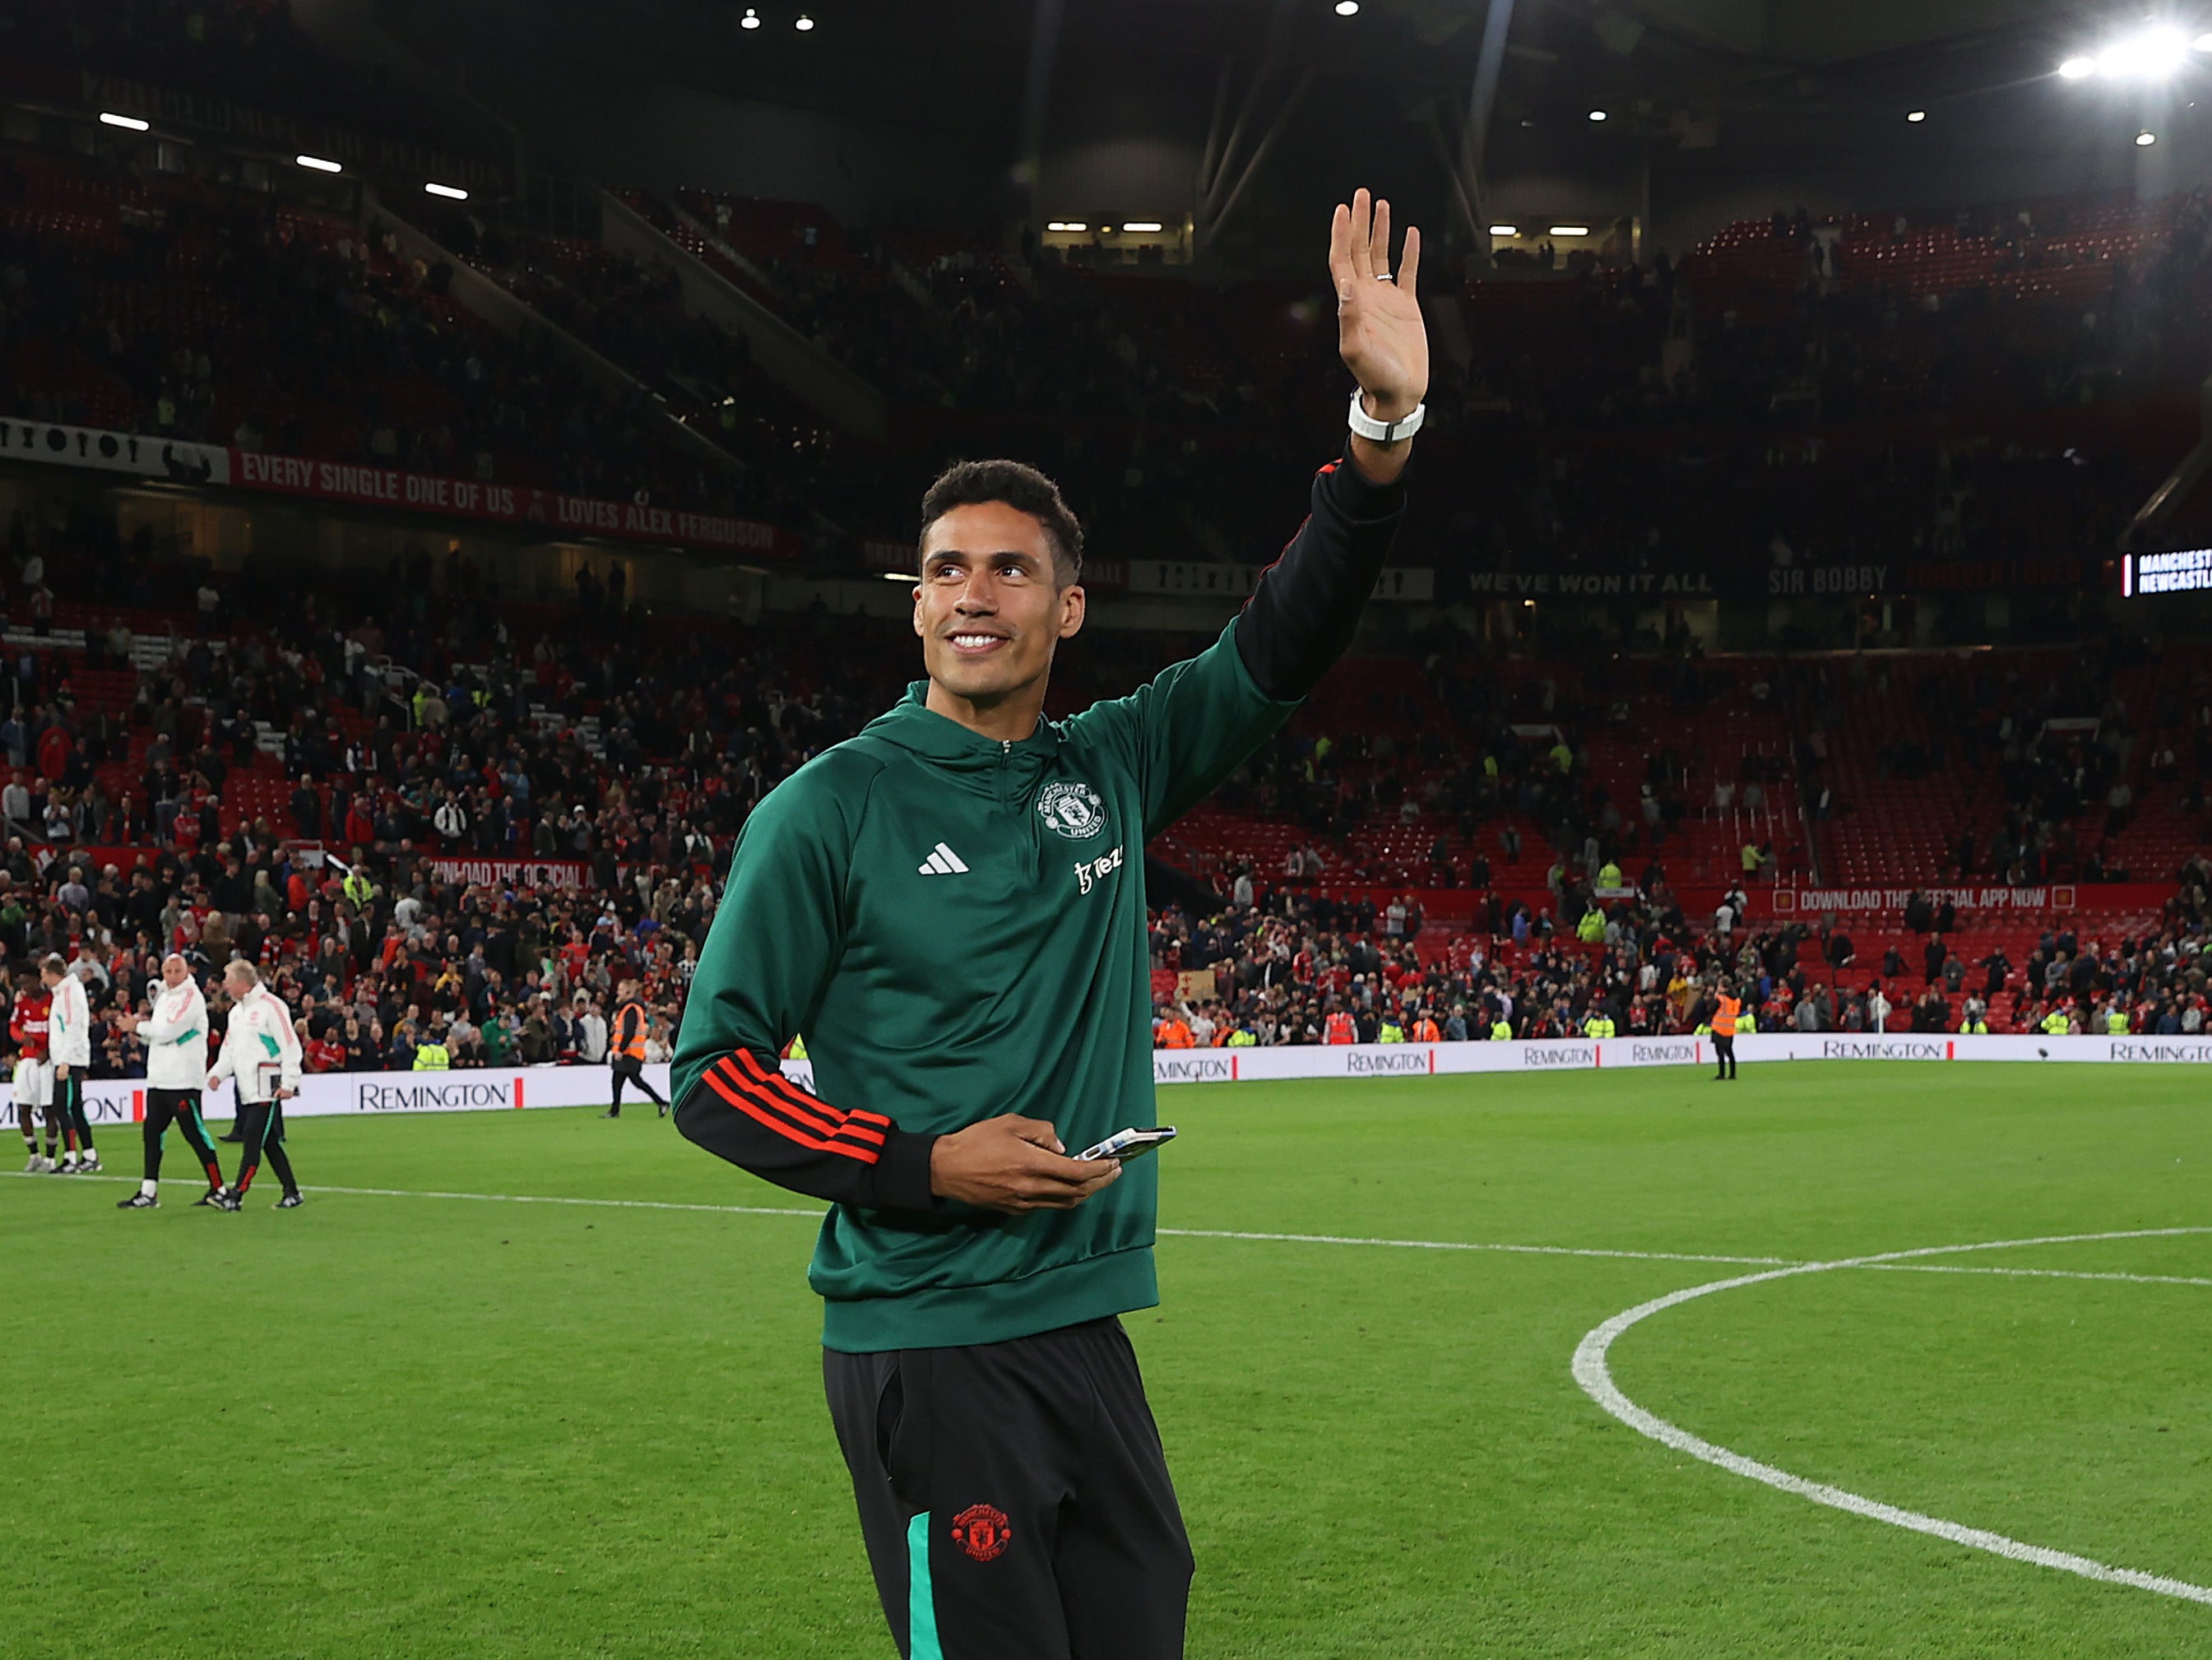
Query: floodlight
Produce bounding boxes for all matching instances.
[740,7,760,25]
[295,154,342,174]
[795,12,814,29]
[99,112,151,132]
[1123,221,1164,233]
[2098,26,2190,80]
[1334,1,1360,15]
[424,182,469,201]
[1588,109,1607,122]
[1906,110,1927,123]
[1549,225,1591,237]
[2137,129,2159,146]
[1488,225,1519,237]
[2058,56,2097,79]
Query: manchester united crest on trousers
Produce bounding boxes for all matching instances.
[949,1502,1013,1562]
[1036,781,1107,841]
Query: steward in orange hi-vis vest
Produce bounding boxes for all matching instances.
[1711,990,1742,1082]
[603,986,667,1120]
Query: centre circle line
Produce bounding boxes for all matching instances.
[1572,1226,2212,1607]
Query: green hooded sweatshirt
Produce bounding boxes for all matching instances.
[673,623,1294,1352]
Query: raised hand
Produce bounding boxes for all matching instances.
[1328,187,1428,424]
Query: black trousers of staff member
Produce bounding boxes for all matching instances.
[1713,1033,1737,1079]
[232,1100,299,1198]
[607,1055,665,1115]
[143,1087,225,1192]
[55,1069,94,1157]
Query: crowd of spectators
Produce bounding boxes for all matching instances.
[1147,868,2212,1045]
[0,510,949,1078]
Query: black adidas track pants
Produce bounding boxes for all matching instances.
[143,1087,224,1189]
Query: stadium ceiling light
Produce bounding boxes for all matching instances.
[424,182,469,201]
[1123,220,1165,233]
[1046,220,1087,232]
[1906,109,1927,123]
[1588,109,1607,122]
[740,7,760,25]
[2098,26,2190,80]
[2197,31,2212,52]
[880,570,916,582]
[2058,55,2098,79]
[1549,225,1591,236]
[99,111,151,132]
[1488,224,1519,236]
[294,154,342,174]
[2137,129,2159,146]
[1334,1,1360,16]
[794,12,814,29]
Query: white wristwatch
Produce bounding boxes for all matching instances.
[1347,389,1425,443]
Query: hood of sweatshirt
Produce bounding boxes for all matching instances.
[855,682,1063,796]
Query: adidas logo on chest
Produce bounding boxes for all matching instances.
[917,842,969,876]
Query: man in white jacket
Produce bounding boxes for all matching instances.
[208,961,305,1209]
[114,954,228,1209]
[41,954,97,1174]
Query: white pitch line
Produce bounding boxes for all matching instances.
[1572,1226,2212,1608]
[1862,1262,2212,1291]
[1,1169,823,1218]
[305,1182,827,1218]
[7,1171,1798,1264]
[1155,1226,1796,1267]
[18,1170,2210,1290]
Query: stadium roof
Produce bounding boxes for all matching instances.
[386,0,2102,139]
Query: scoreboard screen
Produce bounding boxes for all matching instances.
[2123,549,2212,596]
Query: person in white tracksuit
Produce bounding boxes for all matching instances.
[207,961,305,1209]
[42,955,97,1174]
[114,954,228,1209]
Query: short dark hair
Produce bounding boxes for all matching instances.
[918,459,1084,586]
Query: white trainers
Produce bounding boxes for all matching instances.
[22,1152,44,1173]
[80,1154,100,1173]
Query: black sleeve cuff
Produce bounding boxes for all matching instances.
[860,1129,939,1212]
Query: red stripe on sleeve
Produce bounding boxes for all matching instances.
[734,1050,865,1134]
[703,1067,875,1163]
[719,1054,841,1136]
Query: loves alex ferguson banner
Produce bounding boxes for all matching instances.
[0,419,796,559]
[229,452,795,558]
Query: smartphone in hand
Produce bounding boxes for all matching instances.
[1074,1127,1177,1162]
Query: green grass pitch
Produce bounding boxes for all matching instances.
[6,1062,2210,1658]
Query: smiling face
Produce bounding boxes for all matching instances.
[913,501,1084,724]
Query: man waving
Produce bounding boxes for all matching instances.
[675,188,1426,1660]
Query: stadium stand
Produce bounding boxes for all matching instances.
[5,5,2212,1070]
